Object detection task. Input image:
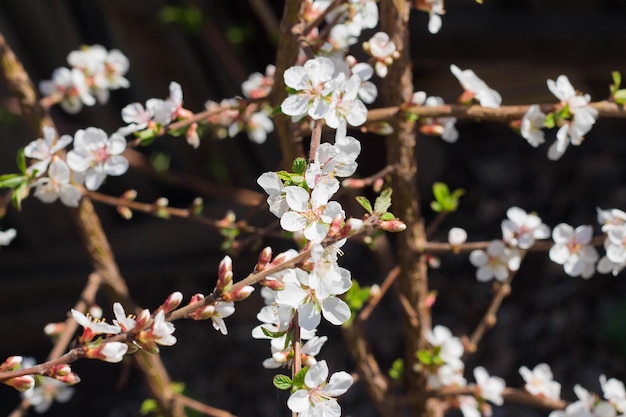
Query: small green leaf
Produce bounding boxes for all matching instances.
[137,128,157,145]
[431,182,464,213]
[432,182,449,202]
[171,382,185,394]
[431,201,443,212]
[379,212,396,221]
[140,398,158,415]
[416,349,433,365]
[611,71,622,94]
[614,89,626,105]
[405,112,419,122]
[388,358,404,380]
[292,157,307,175]
[543,112,555,129]
[12,182,30,210]
[273,374,293,391]
[292,367,309,389]
[16,148,26,174]
[261,326,287,339]
[0,174,26,189]
[374,188,392,214]
[356,196,373,214]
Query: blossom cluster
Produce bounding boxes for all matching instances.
[40,45,129,114]
[521,75,599,160]
[21,126,130,207]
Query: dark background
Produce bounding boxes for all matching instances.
[1,1,626,416]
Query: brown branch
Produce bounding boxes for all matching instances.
[358,265,400,322]
[417,235,606,254]
[367,101,626,123]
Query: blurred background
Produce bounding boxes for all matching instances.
[1,0,626,416]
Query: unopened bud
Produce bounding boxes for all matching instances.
[365,121,394,136]
[217,256,233,292]
[155,197,169,207]
[48,364,71,377]
[423,291,438,309]
[56,372,81,385]
[223,285,254,302]
[1,356,23,371]
[121,189,137,200]
[369,284,381,299]
[89,305,103,319]
[341,178,367,189]
[186,122,200,149]
[448,227,467,247]
[255,247,273,272]
[116,206,133,220]
[135,309,151,328]
[373,178,384,193]
[379,220,407,232]
[260,277,285,291]
[427,255,441,269]
[162,291,183,313]
[272,351,288,364]
[190,197,203,215]
[3,375,35,392]
[419,123,445,137]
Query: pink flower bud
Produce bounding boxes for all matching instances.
[260,277,285,291]
[3,375,35,392]
[272,351,288,364]
[56,372,81,385]
[419,123,445,137]
[85,342,128,363]
[117,206,133,220]
[162,291,183,313]
[223,285,254,302]
[373,178,384,193]
[121,189,137,200]
[341,178,367,189]
[48,364,71,377]
[135,309,152,329]
[255,247,272,272]
[2,356,23,371]
[379,220,407,232]
[302,354,317,367]
[43,322,66,338]
[217,256,233,292]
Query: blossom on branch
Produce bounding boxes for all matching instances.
[501,206,550,249]
[287,360,353,417]
[549,223,598,279]
[0,228,17,246]
[24,126,73,177]
[412,91,459,142]
[519,363,561,400]
[33,159,82,207]
[521,105,547,147]
[450,64,501,108]
[469,240,520,282]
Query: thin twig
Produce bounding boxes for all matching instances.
[358,265,400,322]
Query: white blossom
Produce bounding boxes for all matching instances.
[33,160,82,207]
[519,363,561,400]
[24,126,72,177]
[474,366,505,406]
[549,223,599,278]
[470,240,521,282]
[0,228,17,246]
[450,64,501,108]
[521,105,546,147]
[501,206,551,249]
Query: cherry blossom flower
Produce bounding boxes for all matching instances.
[549,223,598,278]
[597,208,626,232]
[66,127,129,191]
[287,360,353,417]
[39,67,94,114]
[474,366,505,406]
[546,75,598,160]
[325,73,368,139]
[450,64,501,109]
[363,32,399,78]
[600,375,626,413]
[117,102,154,136]
[414,0,446,34]
[242,64,275,99]
[469,240,521,282]
[22,376,74,413]
[597,224,626,276]
[501,206,551,249]
[519,363,561,400]
[412,92,459,142]
[24,127,73,177]
[85,341,129,363]
[549,385,615,417]
[71,309,121,343]
[201,301,236,335]
[0,228,16,246]
[458,395,480,417]
[281,57,338,120]
[137,310,177,352]
[33,160,82,207]
[275,268,351,331]
[257,172,289,217]
[521,105,546,147]
[263,335,328,369]
[424,325,465,388]
[280,186,345,243]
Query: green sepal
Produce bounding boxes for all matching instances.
[260,326,287,339]
[137,128,157,146]
[273,374,293,391]
[356,196,373,214]
[611,71,622,95]
[379,212,396,221]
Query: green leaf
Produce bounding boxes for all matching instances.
[543,112,555,129]
[0,174,26,189]
[388,358,404,380]
[150,152,171,173]
[292,367,309,390]
[430,201,443,212]
[140,398,158,415]
[431,182,464,213]
[432,182,449,202]
[12,182,30,210]
[611,71,622,94]
[614,89,626,105]
[416,349,433,365]
[16,148,26,174]
[260,326,287,339]
[356,196,373,214]
[379,212,396,221]
[292,157,307,175]
[374,188,392,214]
[137,128,157,146]
[273,374,293,391]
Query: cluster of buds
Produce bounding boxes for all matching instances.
[0,356,35,392]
